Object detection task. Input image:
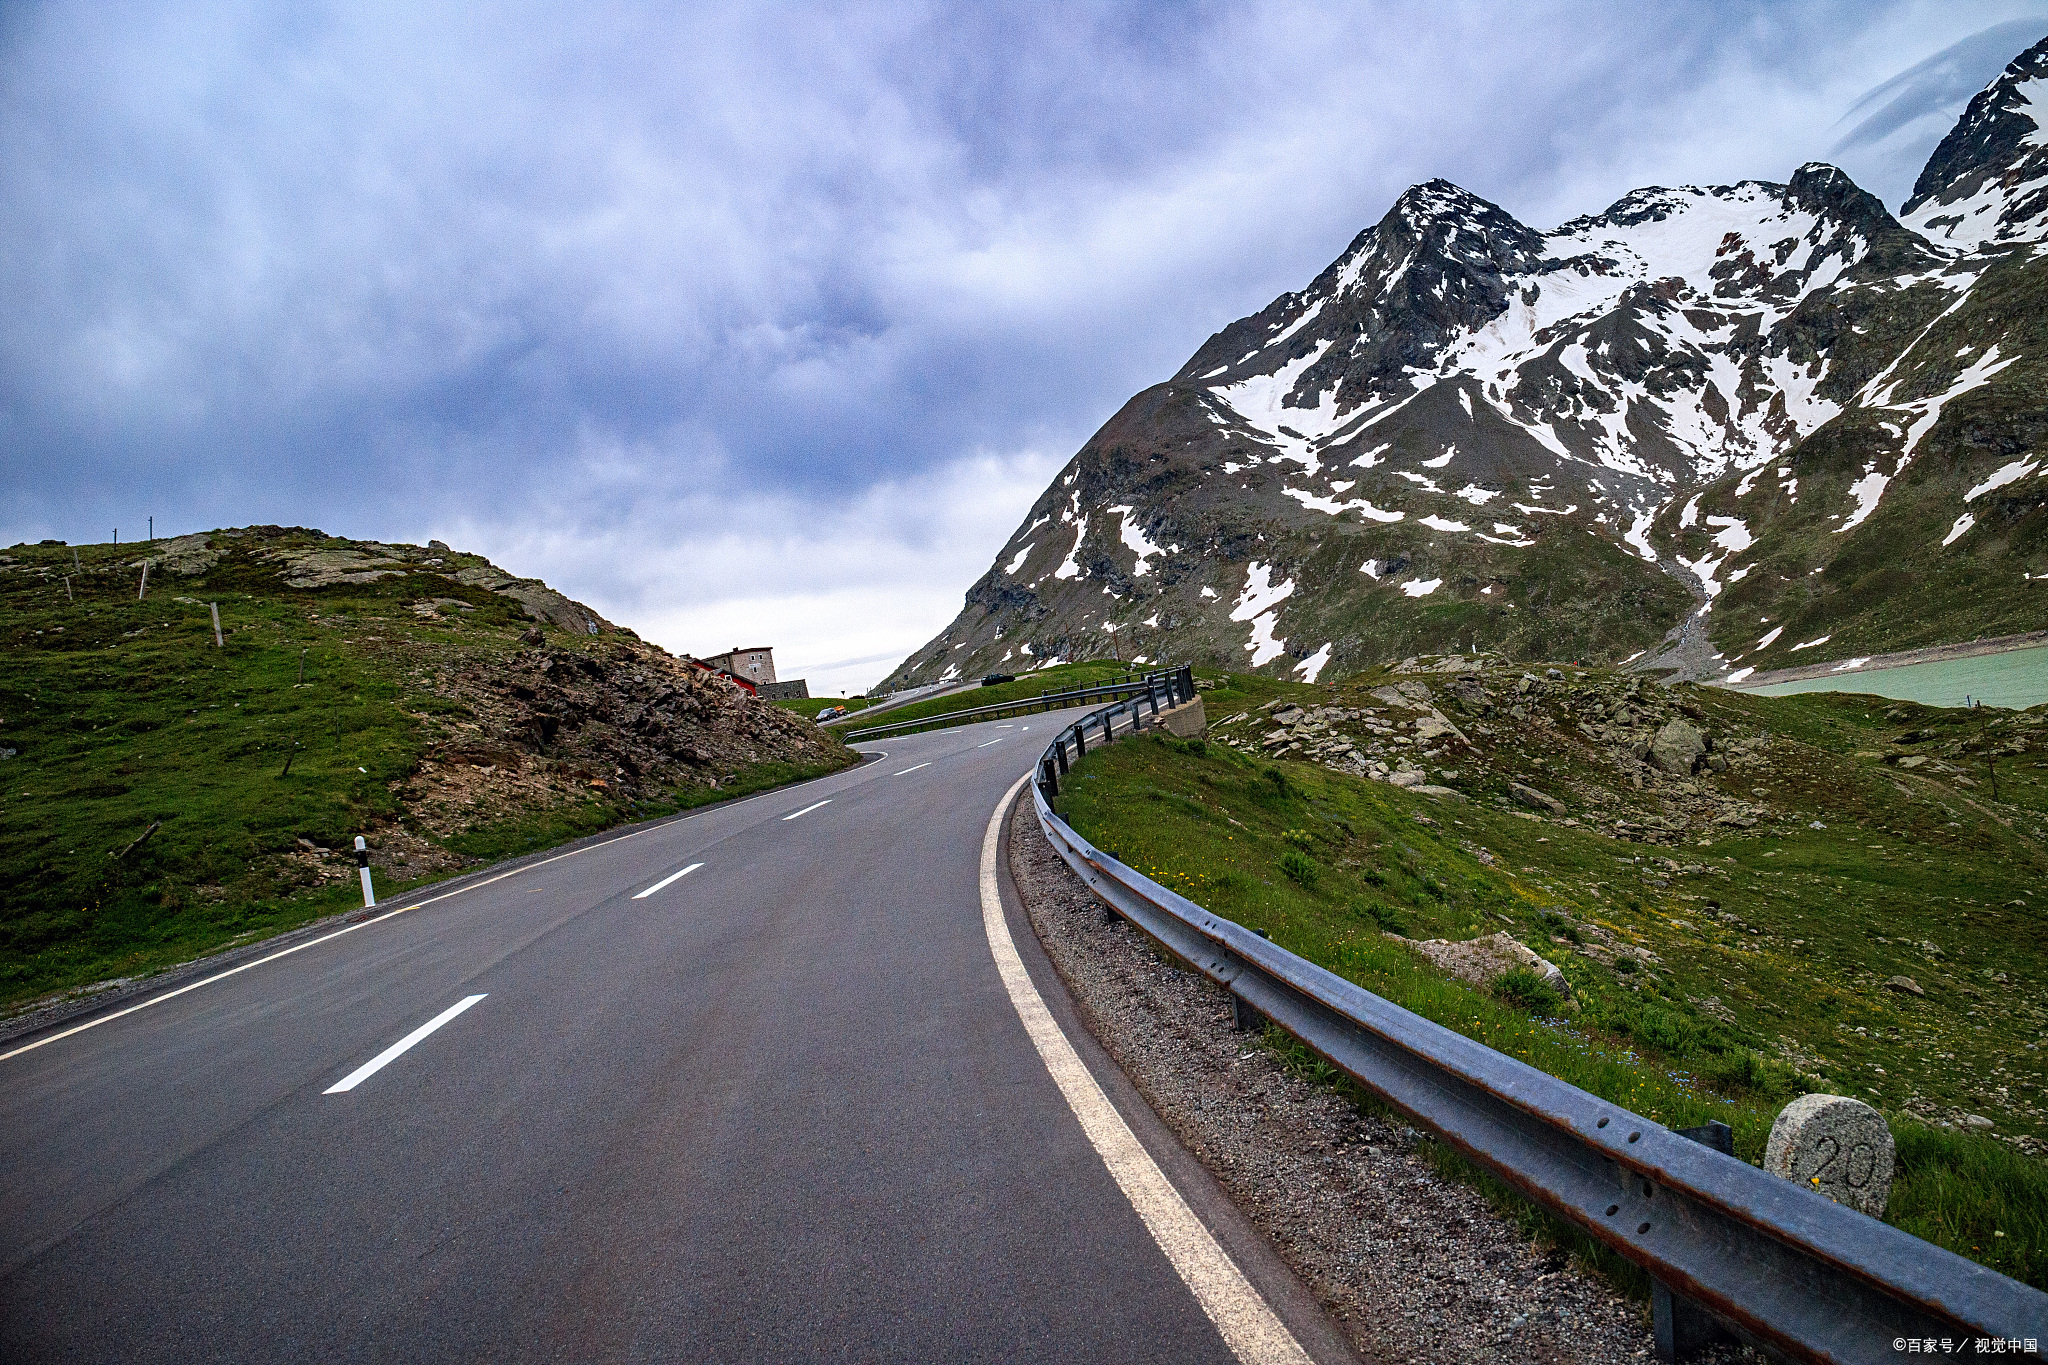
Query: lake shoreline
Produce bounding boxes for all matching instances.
[1721,629,2048,693]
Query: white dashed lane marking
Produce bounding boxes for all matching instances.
[633,862,704,899]
[324,995,487,1095]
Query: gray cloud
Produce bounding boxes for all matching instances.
[1829,16,2048,201]
[5,1,2045,692]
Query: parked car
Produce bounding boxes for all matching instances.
[980,673,1016,687]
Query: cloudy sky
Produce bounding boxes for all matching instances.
[5,2,2045,694]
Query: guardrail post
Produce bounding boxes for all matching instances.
[1654,1122,1740,1362]
[1230,989,1265,1033]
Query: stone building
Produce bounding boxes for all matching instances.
[701,646,776,686]
[700,646,808,701]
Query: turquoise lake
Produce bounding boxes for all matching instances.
[1736,645,2048,710]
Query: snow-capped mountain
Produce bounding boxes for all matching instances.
[1902,36,2048,251]
[883,35,2048,692]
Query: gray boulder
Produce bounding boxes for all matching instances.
[1649,718,1707,774]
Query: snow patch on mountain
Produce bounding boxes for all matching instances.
[1675,514,1754,600]
[1841,344,2022,533]
[1213,339,1343,472]
[1050,490,1085,581]
[1109,505,1163,575]
[1283,486,1405,521]
[1231,561,1295,667]
[1965,456,2041,501]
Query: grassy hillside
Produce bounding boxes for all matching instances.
[0,529,854,1011]
[1054,661,2048,1284]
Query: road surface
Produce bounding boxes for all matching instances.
[0,710,1349,1364]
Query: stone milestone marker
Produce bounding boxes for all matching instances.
[1765,1094,1895,1217]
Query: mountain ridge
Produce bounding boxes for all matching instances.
[883,33,2048,694]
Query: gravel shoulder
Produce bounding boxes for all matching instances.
[1007,796,1668,1365]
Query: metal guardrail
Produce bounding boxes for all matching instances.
[846,667,1193,742]
[1029,693,2048,1364]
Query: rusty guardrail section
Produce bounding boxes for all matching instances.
[845,667,1189,742]
[1028,690,2048,1363]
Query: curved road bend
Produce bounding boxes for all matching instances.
[0,710,1352,1365]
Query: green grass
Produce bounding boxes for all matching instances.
[845,660,1158,734]
[0,532,853,1010]
[1055,679,2048,1287]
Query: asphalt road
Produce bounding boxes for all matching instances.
[0,710,1342,1364]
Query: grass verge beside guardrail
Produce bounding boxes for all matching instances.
[1054,725,2048,1289]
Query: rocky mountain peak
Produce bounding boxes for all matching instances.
[1787,161,1885,224]
[1372,179,1548,278]
[1901,33,2048,250]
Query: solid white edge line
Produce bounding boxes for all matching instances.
[631,862,705,899]
[978,774,1310,1365]
[782,799,832,821]
[324,994,487,1094]
[894,763,931,775]
[3,759,876,1065]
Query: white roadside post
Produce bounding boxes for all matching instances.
[355,836,375,908]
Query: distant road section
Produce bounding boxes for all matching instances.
[0,709,1335,1364]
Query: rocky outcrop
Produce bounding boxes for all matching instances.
[142,533,224,577]
[399,636,849,836]
[1407,931,1573,1002]
[1204,656,1778,846]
